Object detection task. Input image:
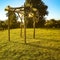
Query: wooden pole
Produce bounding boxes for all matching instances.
[33,17,35,39]
[8,11,10,41]
[20,18,23,37]
[24,3,26,44]
[24,18,26,43]
[18,13,22,37]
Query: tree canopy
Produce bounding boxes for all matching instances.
[25,0,48,28]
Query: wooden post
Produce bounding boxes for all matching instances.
[18,13,22,37]
[24,3,26,44]
[33,17,35,39]
[24,18,26,43]
[20,19,23,37]
[8,11,10,41]
[32,8,37,39]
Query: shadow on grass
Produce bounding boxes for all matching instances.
[35,37,60,42]
[0,42,9,49]
[9,41,60,51]
[2,40,60,52]
[26,35,60,42]
[26,43,60,51]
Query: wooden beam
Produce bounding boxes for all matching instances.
[5,9,24,12]
[10,7,24,9]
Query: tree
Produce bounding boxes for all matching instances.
[0,21,3,30]
[6,11,18,29]
[0,21,6,30]
[25,0,48,39]
[25,0,48,28]
[27,18,33,28]
[45,19,60,28]
[57,20,60,28]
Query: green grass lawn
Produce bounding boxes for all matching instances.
[0,28,60,60]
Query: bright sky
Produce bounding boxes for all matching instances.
[43,0,60,20]
[0,0,60,20]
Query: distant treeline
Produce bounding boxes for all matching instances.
[45,19,60,28]
[0,19,60,30]
[0,20,20,30]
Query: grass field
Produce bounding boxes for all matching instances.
[0,28,60,60]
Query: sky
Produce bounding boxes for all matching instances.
[0,0,60,20]
[43,0,60,20]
